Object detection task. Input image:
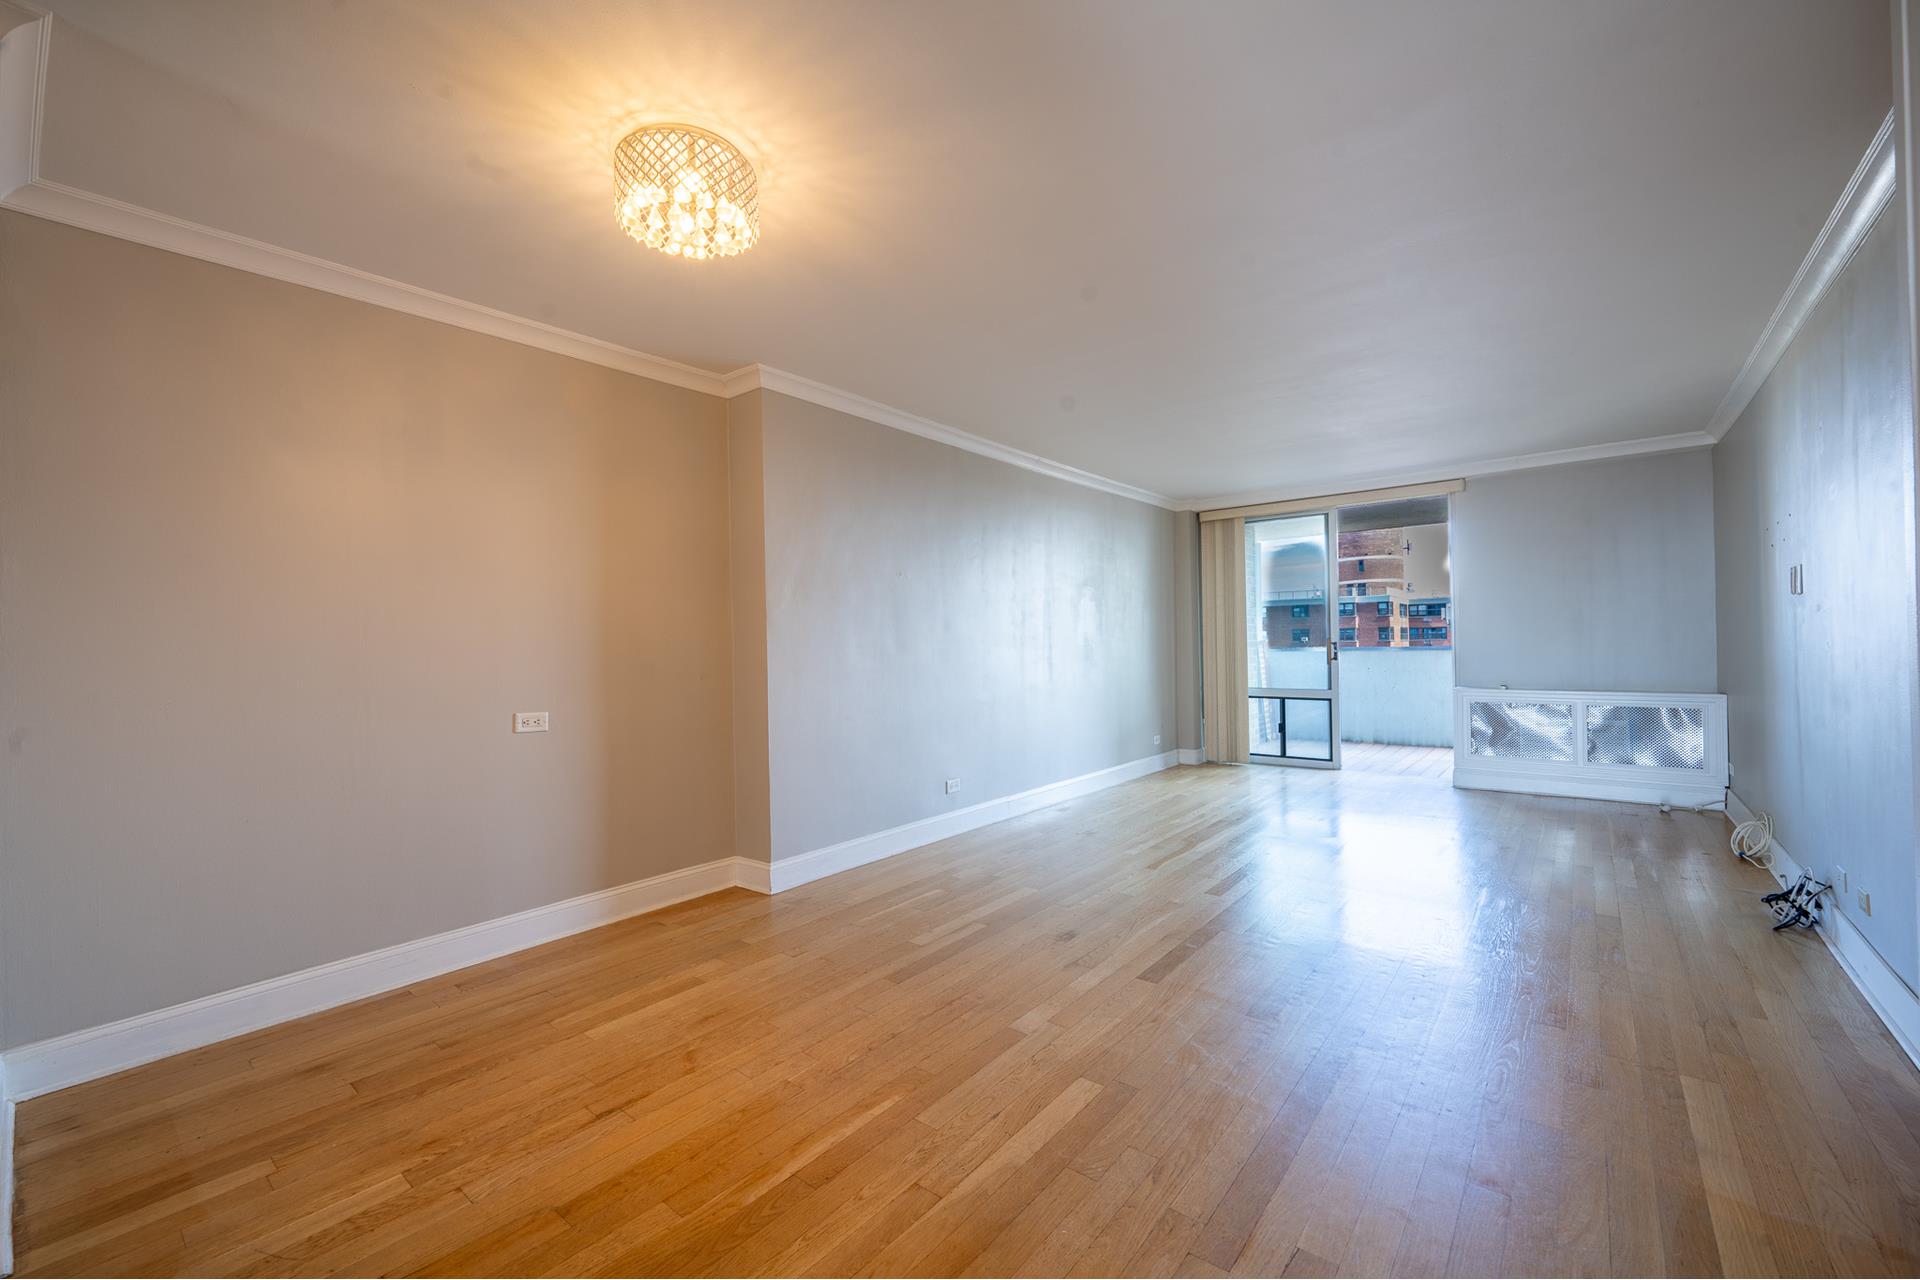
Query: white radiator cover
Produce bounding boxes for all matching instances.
[1452,687,1728,807]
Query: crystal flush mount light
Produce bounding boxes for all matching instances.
[613,124,760,261]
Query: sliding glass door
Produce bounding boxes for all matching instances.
[1245,512,1340,767]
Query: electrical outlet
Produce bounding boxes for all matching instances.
[1858,888,1872,916]
[1836,866,1849,894]
[514,711,550,733]
[1153,735,1161,747]
[944,778,961,795]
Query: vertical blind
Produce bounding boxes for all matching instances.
[1198,516,1249,763]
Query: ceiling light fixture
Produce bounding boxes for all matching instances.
[613,124,760,261]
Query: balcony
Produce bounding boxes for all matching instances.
[1340,646,1453,748]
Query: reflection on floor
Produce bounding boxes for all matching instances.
[1341,739,1454,780]
[13,763,1920,1275]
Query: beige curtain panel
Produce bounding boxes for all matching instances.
[1198,516,1249,763]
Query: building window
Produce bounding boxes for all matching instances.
[1339,627,1355,642]
[1290,604,1310,619]
[1398,602,1408,616]
[1433,627,1447,639]
[1357,559,1366,575]
[1399,627,1408,640]
[1339,602,1355,617]
[1377,626,1391,642]
[1376,601,1390,615]
[1291,628,1311,645]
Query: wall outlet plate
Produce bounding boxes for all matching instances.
[514,711,550,733]
[1153,735,1161,747]
[1858,888,1872,916]
[944,778,961,795]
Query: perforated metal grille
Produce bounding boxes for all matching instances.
[1468,701,1575,763]
[1585,704,1705,770]
[613,124,760,259]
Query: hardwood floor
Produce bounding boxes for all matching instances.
[14,763,1920,1277]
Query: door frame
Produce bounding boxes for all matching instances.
[1246,507,1342,770]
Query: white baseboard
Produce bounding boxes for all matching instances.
[0,857,742,1102]
[1453,763,1725,809]
[1728,792,1920,1074]
[763,751,1180,893]
[1176,748,1206,765]
[0,753,1184,1103]
[1,1056,13,1278]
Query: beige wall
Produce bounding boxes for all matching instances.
[0,212,736,1047]
[753,393,1179,860]
[726,391,771,865]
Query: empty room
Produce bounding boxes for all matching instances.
[3,1,1920,1277]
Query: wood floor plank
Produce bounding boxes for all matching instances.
[13,761,1919,1277]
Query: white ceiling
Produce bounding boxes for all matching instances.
[30,0,1892,502]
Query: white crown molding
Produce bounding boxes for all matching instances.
[0,15,727,399]
[1702,110,1897,442]
[1180,110,1897,515]
[0,15,1180,515]
[4,16,1891,528]
[733,365,1179,510]
[1178,429,1715,512]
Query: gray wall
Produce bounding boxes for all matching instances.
[1451,451,1718,692]
[0,213,738,1048]
[1714,209,1919,989]
[756,393,1178,860]
[1172,511,1202,752]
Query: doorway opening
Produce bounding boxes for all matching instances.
[1332,496,1454,779]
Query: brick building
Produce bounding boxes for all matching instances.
[1259,526,1450,658]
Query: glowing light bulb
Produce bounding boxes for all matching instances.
[613,124,760,260]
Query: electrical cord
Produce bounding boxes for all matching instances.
[1731,810,1775,871]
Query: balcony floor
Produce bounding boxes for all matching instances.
[1342,740,1453,780]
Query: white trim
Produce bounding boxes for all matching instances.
[1453,763,1726,808]
[0,21,726,398]
[1176,747,1205,765]
[0,1055,13,1278]
[764,751,1179,893]
[1198,478,1463,523]
[740,366,1177,510]
[1703,111,1897,442]
[730,857,773,895]
[0,751,1182,1102]
[0,16,1180,517]
[1451,687,1728,809]
[1179,432,1714,513]
[1179,104,1898,515]
[0,857,739,1102]
[1727,792,1920,1074]
[0,21,1897,520]
[0,185,730,397]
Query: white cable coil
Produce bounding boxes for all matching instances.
[1731,810,1775,870]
